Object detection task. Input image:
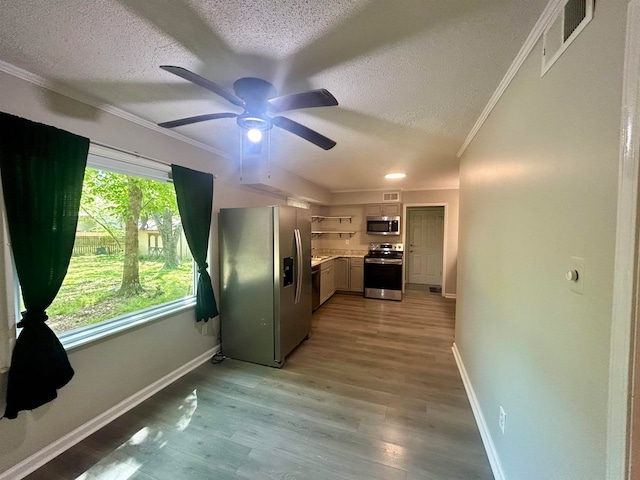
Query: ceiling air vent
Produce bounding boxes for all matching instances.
[542,0,593,76]
[382,192,400,202]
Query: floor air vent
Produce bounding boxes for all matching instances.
[542,0,593,76]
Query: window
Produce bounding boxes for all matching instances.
[18,145,196,346]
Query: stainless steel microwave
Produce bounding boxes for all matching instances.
[366,216,401,235]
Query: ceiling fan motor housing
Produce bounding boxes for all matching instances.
[234,77,278,131]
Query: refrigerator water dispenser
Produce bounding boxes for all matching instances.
[283,257,294,287]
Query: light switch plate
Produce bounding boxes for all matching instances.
[570,256,585,295]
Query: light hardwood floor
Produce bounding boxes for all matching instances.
[25,291,492,480]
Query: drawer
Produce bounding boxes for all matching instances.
[350,257,364,266]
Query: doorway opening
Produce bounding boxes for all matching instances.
[405,206,445,295]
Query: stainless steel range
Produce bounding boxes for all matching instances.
[364,242,403,301]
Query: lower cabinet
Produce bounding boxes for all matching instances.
[317,257,365,309]
[335,258,350,290]
[349,258,364,293]
[319,260,335,305]
[334,257,364,294]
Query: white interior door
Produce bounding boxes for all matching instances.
[407,207,444,285]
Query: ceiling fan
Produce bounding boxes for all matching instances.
[157,66,338,150]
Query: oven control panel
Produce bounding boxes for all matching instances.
[369,242,403,253]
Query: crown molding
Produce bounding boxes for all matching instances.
[456,0,562,158]
[0,59,231,160]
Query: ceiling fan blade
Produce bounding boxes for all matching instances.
[272,116,336,150]
[160,66,244,107]
[158,112,237,129]
[268,89,338,113]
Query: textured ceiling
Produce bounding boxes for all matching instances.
[0,0,548,192]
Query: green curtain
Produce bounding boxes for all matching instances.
[171,165,218,322]
[0,112,88,419]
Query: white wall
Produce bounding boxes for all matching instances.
[0,70,291,474]
[455,3,627,479]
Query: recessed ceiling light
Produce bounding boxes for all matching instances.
[385,173,406,179]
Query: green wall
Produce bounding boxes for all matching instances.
[456,3,627,479]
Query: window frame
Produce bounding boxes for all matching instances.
[9,144,197,351]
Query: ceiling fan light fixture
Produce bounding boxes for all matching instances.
[236,113,271,131]
[247,128,263,143]
[385,173,406,179]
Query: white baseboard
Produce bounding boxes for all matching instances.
[444,293,457,299]
[452,343,505,480]
[2,345,220,480]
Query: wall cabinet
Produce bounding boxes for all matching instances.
[319,260,335,305]
[365,203,402,216]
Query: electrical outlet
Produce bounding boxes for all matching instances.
[499,406,506,434]
[345,239,350,245]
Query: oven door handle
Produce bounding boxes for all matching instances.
[365,258,403,265]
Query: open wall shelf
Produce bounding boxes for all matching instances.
[312,231,356,238]
[311,215,352,224]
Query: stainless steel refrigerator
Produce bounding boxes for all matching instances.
[219,205,312,368]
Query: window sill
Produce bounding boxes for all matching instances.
[60,296,197,351]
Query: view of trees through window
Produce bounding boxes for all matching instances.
[42,167,195,335]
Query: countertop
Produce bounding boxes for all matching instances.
[311,254,365,267]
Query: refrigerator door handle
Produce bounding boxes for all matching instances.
[298,229,303,303]
[294,228,302,304]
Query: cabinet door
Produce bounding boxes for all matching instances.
[320,266,331,304]
[319,260,335,304]
[381,203,401,216]
[335,258,350,290]
[350,264,364,292]
[365,204,382,216]
[327,265,335,296]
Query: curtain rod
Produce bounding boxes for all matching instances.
[90,140,218,179]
